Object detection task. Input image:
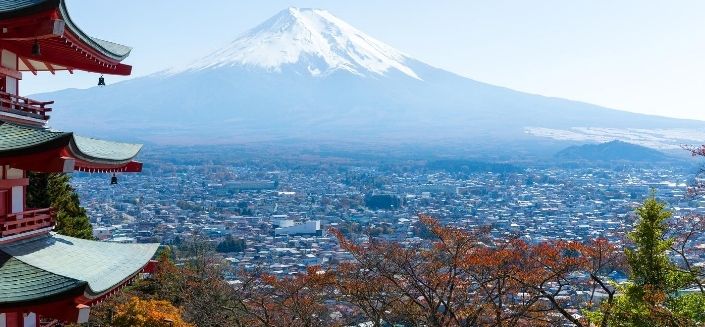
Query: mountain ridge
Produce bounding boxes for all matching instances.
[32,7,705,152]
[555,140,672,162]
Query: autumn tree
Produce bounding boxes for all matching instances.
[223,266,338,327]
[333,215,611,326]
[335,216,494,326]
[138,237,341,327]
[111,297,193,327]
[168,236,237,326]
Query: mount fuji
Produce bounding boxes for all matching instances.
[170,8,421,80]
[36,7,705,151]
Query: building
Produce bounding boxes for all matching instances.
[0,1,158,326]
[275,220,322,236]
[225,180,277,192]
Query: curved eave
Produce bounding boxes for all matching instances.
[0,122,143,173]
[0,253,87,309]
[67,135,142,165]
[58,0,132,62]
[81,260,148,300]
[70,159,143,173]
[0,0,133,75]
[0,0,131,61]
[0,234,160,296]
[0,122,72,157]
[11,36,133,76]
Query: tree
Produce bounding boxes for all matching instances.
[626,195,678,291]
[332,215,605,326]
[602,195,700,327]
[111,297,193,327]
[225,267,338,327]
[134,246,186,304]
[27,172,93,239]
[216,234,246,253]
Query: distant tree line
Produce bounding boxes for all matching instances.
[426,159,522,173]
[216,235,246,253]
[364,194,401,210]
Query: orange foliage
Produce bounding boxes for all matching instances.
[226,266,338,327]
[115,215,624,327]
[330,214,624,327]
[112,297,193,327]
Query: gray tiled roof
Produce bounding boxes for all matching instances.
[0,122,70,154]
[0,233,159,296]
[91,37,132,59]
[0,0,131,61]
[0,0,49,13]
[0,251,85,305]
[58,0,132,61]
[0,122,142,163]
[72,135,142,163]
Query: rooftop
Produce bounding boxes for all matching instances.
[0,122,143,172]
[0,233,159,306]
[0,0,132,75]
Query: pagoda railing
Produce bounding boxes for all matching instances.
[0,208,55,238]
[0,90,53,120]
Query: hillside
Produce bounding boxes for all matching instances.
[554,140,671,162]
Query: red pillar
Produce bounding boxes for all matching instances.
[4,312,21,327]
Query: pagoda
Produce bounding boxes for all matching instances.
[0,1,158,326]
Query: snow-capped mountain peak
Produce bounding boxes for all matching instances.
[172,7,422,80]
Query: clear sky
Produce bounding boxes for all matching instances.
[23,0,705,121]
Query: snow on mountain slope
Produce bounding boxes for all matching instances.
[170,7,422,80]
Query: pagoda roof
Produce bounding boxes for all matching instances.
[0,0,132,75]
[70,135,143,165]
[0,122,143,172]
[0,121,71,155]
[0,0,53,14]
[0,233,158,307]
[0,251,84,307]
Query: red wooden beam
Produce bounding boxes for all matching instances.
[0,20,65,41]
[0,295,87,324]
[45,62,56,75]
[0,178,29,189]
[0,214,54,238]
[0,66,22,80]
[0,148,75,173]
[2,37,132,76]
[19,57,37,76]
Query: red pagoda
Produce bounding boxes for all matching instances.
[0,1,158,326]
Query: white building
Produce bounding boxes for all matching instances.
[275,220,321,236]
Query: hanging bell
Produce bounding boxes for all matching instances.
[31,40,41,56]
[110,173,118,185]
[98,75,106,86]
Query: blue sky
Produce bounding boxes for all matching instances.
[24,0,705,121]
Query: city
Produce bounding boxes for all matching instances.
[73,147,705,279]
